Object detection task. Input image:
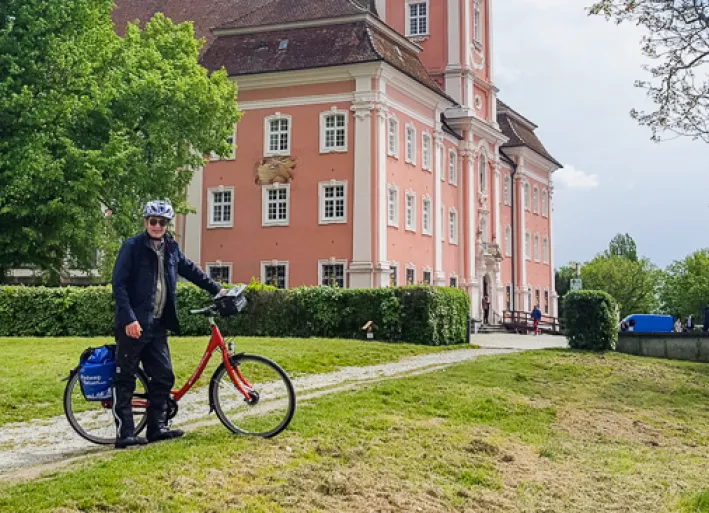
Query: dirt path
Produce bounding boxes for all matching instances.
[0,336,565,483]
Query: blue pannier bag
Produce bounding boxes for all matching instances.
[78,345,116,401]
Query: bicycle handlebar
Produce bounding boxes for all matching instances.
[189,284,248,317]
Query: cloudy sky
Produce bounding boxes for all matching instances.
[493,0,708,269]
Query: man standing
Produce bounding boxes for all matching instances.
[112,200,224,449]
[482,295,490,325]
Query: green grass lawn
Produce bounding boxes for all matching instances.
[2,349,709,512]
[0,336,468,426]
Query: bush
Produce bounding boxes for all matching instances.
[0,283,471,345]
[563,290,618,351]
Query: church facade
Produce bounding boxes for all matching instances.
[112,0,561,322]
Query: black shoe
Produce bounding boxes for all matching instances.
[115,436,148,449]
[147,427,184,443]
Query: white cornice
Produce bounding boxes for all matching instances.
[445,109,508,145]
[234,62,382,90]
[381,64,455,110]
[239,93,355,111]
[502,146,559,174]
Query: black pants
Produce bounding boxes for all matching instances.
[112,320,175,439]
[483,308,489,324]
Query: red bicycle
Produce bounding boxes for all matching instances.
[63,285,296,444]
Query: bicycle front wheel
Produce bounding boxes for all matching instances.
[209,354,295,438]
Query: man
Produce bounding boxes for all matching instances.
[112,200,224,449]
[531,304,542,336]
[481,295,490,325]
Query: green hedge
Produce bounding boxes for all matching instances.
[563,290,618,351]
[0,283,470,345]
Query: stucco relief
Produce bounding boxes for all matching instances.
[254,156,296,185]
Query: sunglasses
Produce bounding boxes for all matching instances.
[148,218,169,227]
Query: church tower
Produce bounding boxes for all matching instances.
[376,0,497,126]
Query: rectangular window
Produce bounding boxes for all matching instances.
[474,0,482,44]
[266,116,290,156]
[406,267,415,285]
[207,265,231,284]
[450,276,458,288]
[262,185,289,226]
[388,118,398,156]
[542,190,549,217]
[390,264,398,287]
[504,176,511,205]
[263,264,287,289]
[405,192,416,231]
[209,189,233,227]
[543,237,549,264]
[505,226,512,257]
[408,2,428,36]
[544,289,549,314]
[449,209,458,244]
[506,285,512,311]
[422,270,432,284]
[319,182,347,224]
[405,125,415,164]
[422,134,431,170]
[535,288,541,309]
[388,186,398,226]
[321,263,345,288]
[449,150,457,185]
[422,197,431,235]
[533,187,539,214]
[525,232,531,260]
[323,113,346,151]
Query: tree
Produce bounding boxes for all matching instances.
[605,233,638,261]
[555,264,578,321]
[660,249,709,321]
[589,1,709,143]
[0,1,240,282]
[580,255,659,318]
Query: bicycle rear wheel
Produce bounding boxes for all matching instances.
[63,368,149,445]
[209,354,295,438]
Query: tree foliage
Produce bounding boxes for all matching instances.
[580,255,659,318]
[589,1,709,143]
[605,233,638,261]
[660,249,709,320]
[0,1,240,281]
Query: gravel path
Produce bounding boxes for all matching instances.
[0,335,565,482]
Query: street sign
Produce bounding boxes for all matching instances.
[570,279,583,291]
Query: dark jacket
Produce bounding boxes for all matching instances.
[531,307,542,321]
[112,231,221,334]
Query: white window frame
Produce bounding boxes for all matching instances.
[387,115,399,158]
[504,175,511,205]
[448,149,458,185]
[405,264,417,285]
[473,0,482,44]
[535,287,541,309]
[534,233,540,262]
[448,208,458,244]
[479,153,487,192]
[542,189,549,217]
[543,236,549,264]
[389,262,399,287]
[264,113,292,157]
[505,225,512,257]
[406,0,429,37]
[533,186,539,214]
[422,195,432,235]
[405,190,417,232]
[422,267,432,285]
[405,123,416,165]
[544,288,550,314]
[318,180,347,225]
[206,262,232,284]
[210,124,237,161]
[449,274,458,288]
[207,186,234,228]
[440,204,445,241]
[260,260,289,289]
[523,182,531,211]
[318,259,348,288]
[319,108,348,153]
[387,184,399,227]
[525,231,531,260]
[422,132,432,171]
[261,184,290,227]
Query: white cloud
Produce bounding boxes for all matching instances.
[554,165,599,190]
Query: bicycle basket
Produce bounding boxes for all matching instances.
[78,345,116,402]
[214,291,247,317]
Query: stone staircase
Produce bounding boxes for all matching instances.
[476,323,508,335]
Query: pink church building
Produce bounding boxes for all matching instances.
[112,0,561,323]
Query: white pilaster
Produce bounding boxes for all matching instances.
[447,0,461,67]
[518,173,528,310]
[465,150,476,284]
[374,80,390,288]
[349,76,374,289]
[375,0,386,21]
[184,166,203,266]
[549,187,558,317]
[433,130,444,284]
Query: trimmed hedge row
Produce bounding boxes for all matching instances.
[0,283,471,345]
[563,289,618,351]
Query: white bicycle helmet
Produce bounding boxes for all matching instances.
[143,200,175,220]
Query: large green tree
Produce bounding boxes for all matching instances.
[0,1,239,282]
[580,255,659,318]
[605,233,638,261]
[660,249,709,321]
[589,0,709,143]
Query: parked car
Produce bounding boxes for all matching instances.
[619,314,674,333]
